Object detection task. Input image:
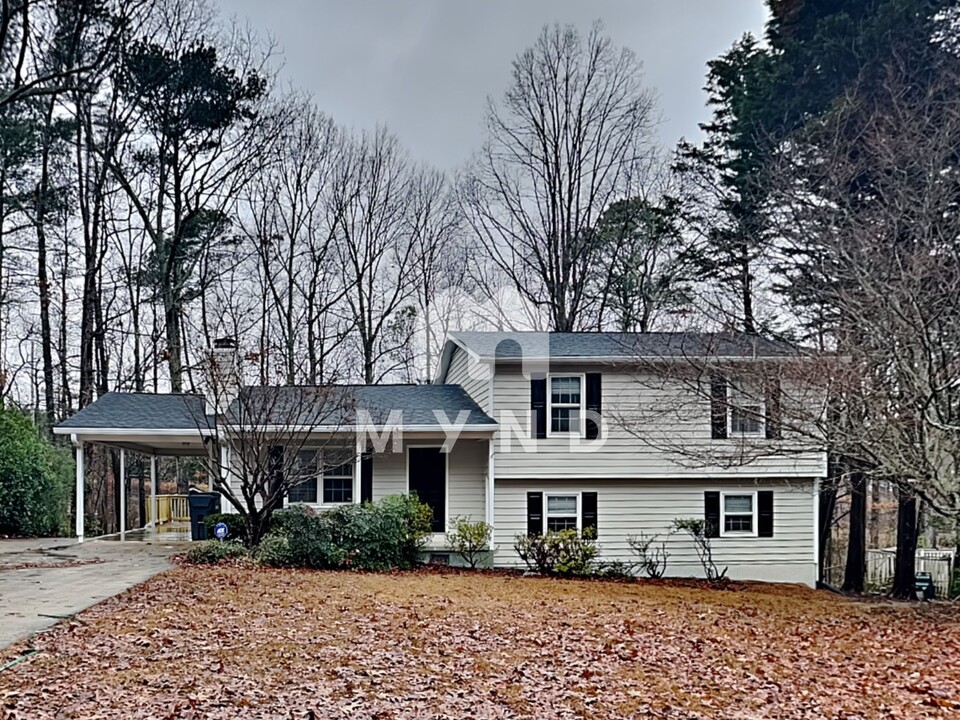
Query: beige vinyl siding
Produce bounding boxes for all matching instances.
[494,478,817,586]
[443,346,491,411]
[371,437,488,525]
[493,365,826,479]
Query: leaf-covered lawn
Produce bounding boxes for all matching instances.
[2,567,959,719]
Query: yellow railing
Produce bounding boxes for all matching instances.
[146,494,191,525]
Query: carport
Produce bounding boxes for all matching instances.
[52,393,215,542]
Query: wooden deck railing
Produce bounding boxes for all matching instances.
[145,494,191,525]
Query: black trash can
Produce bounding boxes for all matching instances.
[188,490,221,541]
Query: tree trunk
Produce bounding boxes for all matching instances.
[739,241,755,334]
[842,469,866,593]
[891,486,918,599]
[35,98,57,433]
[869,477,881,548]
[818,458,841,582]
[164,288,184,393]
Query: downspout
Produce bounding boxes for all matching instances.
[485,363,496,553]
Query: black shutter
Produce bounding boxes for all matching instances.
[360,453,373,504]
[758,490,774,537]
[704,490,721,538]
[268,445,284,494]
[581,491,598,538]
[585,373,602,440]
[531,377,547,439]
[527,491,543,535]
[710,376,728,439]
[765,377,782,440]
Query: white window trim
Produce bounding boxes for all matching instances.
[546,373,586,438]
[544,491,580,533]
[726,383,765,438]
[320,462,354,505]
[719,490,758,538]
[285,446,355,509]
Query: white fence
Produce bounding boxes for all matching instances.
[866,548,955,598]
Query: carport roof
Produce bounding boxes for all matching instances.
[57,392,209,431]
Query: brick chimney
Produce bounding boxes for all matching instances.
[205,337,240,417]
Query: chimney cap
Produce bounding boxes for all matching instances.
[213,336,238,350]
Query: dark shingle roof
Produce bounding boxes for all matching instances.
[451,331,797,360]
[57,392,209,430]
[232,385,495,427]
[57,385,495,431]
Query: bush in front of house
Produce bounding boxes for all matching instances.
[203,513,248,544]
[258,495,433,571]
[184,540,248,564]
[0,407,73,537]
[671,517,728,584]
[514,529,599,577]
[447,516,491,568]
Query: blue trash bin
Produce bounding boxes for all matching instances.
[188,491,221,541]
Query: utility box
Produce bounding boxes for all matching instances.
[915,571,935,601]
[188,491,221,541]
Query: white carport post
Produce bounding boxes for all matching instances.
[119,448,126,539]
[73,435,84,542]
[149,455,157,529]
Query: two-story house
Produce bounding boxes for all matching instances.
[56,331,825,586]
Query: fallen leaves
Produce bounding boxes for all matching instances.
[1,566,959,718]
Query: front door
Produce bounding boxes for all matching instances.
[408,447,446,533]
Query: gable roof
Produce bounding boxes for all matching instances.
[447,331,798,362]
[55,384,495,433]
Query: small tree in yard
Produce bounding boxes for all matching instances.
[447,516,491,568]
[191,343,356,546]
[628,532,669,579]
[672,518,727,584]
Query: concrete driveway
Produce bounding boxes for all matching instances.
[0,537,184,649]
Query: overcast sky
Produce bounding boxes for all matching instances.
[216,1,769,170]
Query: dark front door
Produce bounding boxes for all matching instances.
[408,447,446,533]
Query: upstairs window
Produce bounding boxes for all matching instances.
[728,383,764,437]
[548,375,583,436]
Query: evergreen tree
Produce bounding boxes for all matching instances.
[675,35,775,334]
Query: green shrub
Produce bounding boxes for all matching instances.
[596,560,636,579]
[204,513,247,543]
[184,540,248,564]
[514,530,599,577]
[0,408,72,537]
[254,535,294,567]
[259,495,432,571]
[447,516,491,568]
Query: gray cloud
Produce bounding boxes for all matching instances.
[217,0,768,169]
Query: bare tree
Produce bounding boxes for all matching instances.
[332,126,417,384]
[241,99,349,385]
[408,166,464,380]
[192,341,356,545]
[770,53,960,596]
[462,22,658,332]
